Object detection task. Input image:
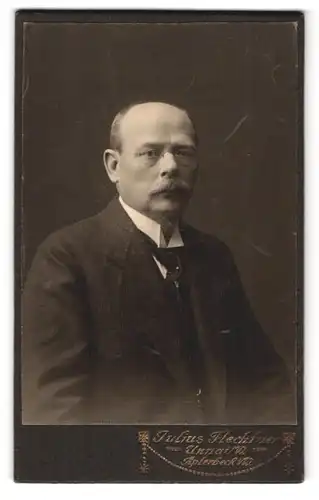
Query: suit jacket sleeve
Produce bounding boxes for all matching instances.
[22,233,92,424]
[220,244,294,422]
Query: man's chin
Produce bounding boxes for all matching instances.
[150,197,186,219]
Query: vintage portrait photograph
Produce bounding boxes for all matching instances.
[15,11,303,482]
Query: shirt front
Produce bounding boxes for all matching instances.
[119,196,184,278]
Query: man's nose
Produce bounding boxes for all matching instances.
[159,151,178,177]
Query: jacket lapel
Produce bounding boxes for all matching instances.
[120,229,190,385]
[96,198,189,385]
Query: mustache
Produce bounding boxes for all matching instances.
[151,181,191,196]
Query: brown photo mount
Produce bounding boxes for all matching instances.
[15,10,304,482]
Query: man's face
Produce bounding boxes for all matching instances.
[109,103,198,223]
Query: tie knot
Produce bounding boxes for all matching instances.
[152,247,184,280]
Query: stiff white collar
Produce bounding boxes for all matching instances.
[119,197,184,248]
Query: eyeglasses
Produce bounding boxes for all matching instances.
[136,146,197,166]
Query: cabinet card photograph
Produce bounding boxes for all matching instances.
[15,11,303,482]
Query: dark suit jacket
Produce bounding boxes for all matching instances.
[22,198,294,425]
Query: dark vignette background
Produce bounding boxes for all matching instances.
[21,20,299,379]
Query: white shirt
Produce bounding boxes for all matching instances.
[119,197,184,278]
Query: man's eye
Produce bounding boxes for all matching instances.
[139,149,159,159]
[175,149,195,158]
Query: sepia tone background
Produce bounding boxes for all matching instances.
[21,21,299,375]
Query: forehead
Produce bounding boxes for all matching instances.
[120,104,196,148]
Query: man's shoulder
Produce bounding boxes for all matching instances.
[38,198,132,257]
[39,211,104,256]
[31,198,133,272]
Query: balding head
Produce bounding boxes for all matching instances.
[110,102,197,152]
[103,101,198,225]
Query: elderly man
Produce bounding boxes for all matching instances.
[22,101,293,425]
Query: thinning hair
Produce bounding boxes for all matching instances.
[109,101,197,152]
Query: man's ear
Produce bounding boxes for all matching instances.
[103,149,120,184]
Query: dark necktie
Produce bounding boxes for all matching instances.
[151,246,184,282]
